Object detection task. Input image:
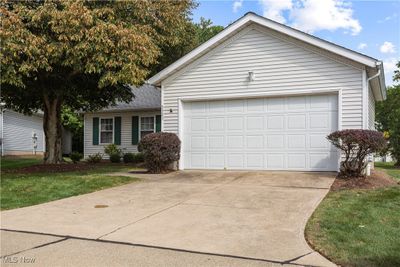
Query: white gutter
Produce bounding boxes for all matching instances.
[367,63,381,83]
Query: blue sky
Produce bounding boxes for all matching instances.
[191,0,400,86]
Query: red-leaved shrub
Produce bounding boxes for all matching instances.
[138,132,181,173]
[327,129,387,178]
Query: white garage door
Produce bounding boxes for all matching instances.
[182,94,339,171]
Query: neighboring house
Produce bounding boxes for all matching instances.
[83,85,161,158]
[0,109,72,156]
[85,12,386,172]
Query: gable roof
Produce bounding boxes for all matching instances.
[99,84,160,112]
[147,12,385,99]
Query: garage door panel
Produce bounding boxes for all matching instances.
[266,115,285,130]
[266,154,285,169]
[209,117,225,131]
[227,154,244,168]
[266,135,285,149]
[183,94,338,171]
[227,99,245,113]
[227,116,244,130]
[287,154,307,169]
[267,98,285,111]
[246,135,264,149]
[227,136,244,149]
[287,135,306,149]
[209,153,225,168]
[287,114,307,129]
[209,136,225,149]
[287,96,307,110]
[246,116,264,130]
[246,154,264,169]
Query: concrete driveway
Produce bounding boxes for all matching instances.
[1,171,336,266]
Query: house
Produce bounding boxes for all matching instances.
[83,84,161,158]
[0,109,72,156]
[84,12,386,171]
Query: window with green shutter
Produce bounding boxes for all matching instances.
[132,116,139,145]
[92,117,99,145]
[114,117,121,145]
[156,115,161,132]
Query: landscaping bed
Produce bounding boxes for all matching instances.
[306,164,400,267]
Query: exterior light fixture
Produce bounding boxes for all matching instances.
[248,71,255,82]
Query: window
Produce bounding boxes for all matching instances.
[100,118,113,144]
[140,117,155,139]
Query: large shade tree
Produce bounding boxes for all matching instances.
[0,0,195,163]
[376,61,400,166]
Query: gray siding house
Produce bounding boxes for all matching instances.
[84,13,386,171]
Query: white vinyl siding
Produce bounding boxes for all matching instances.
[1,110,45,154]
[84,111,160,158]
[162,25,364,135]
[368,87,375,130]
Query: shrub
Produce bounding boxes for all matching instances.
[104,144,122,157]
[70,152,83,163]
[87,153,102,163]
[123,153,134,163]
[327,129,387,177]
[138,132,181,173]
[109,153,121,163]
[133,152,144,163]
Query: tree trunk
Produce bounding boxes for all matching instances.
[43,96,63,164]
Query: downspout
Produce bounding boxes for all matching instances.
[365,61,382,175]
[0,103,5,157]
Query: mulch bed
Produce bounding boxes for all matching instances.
[2,161,141,174]
[331,169,399,191]
[3,162,96,174]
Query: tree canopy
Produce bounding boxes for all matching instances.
[376,61,400,165]
[0,0,196,163]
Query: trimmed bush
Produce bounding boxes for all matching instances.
[123,153,134,163]
[138,132,180,173]
[104,144,122,157]
[133,152,144,163]
[70,152,83,163]
[109,153,121,163]
[87,153,102,163]
[327,129,387,177]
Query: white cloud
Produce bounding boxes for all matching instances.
[258,0,362,35]
[383,57,399,86]
[233,0,243,13]
[290,0,361,35]
[259,0,293,23]
[357,43,367,50]
[380,41,396,54]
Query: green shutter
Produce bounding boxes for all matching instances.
[132,116,139,145]
[156,115,161,132]
[114,117,121,145]
[92,117,99,145]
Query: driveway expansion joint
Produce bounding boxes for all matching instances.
[0,229,317,266]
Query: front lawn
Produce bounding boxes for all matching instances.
[1,156,43,170]
[306,176,400,266]
[1,159,140,210]
[375,161,400,180]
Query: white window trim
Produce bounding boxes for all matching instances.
[139,116,156,141]
[99,117,114,145]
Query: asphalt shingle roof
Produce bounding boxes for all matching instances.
[102,84,161,112]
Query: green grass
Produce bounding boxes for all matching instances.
[1,156,43,170]
[306,186,400,266]
[375,162,400,181]
[1,164,140,210]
